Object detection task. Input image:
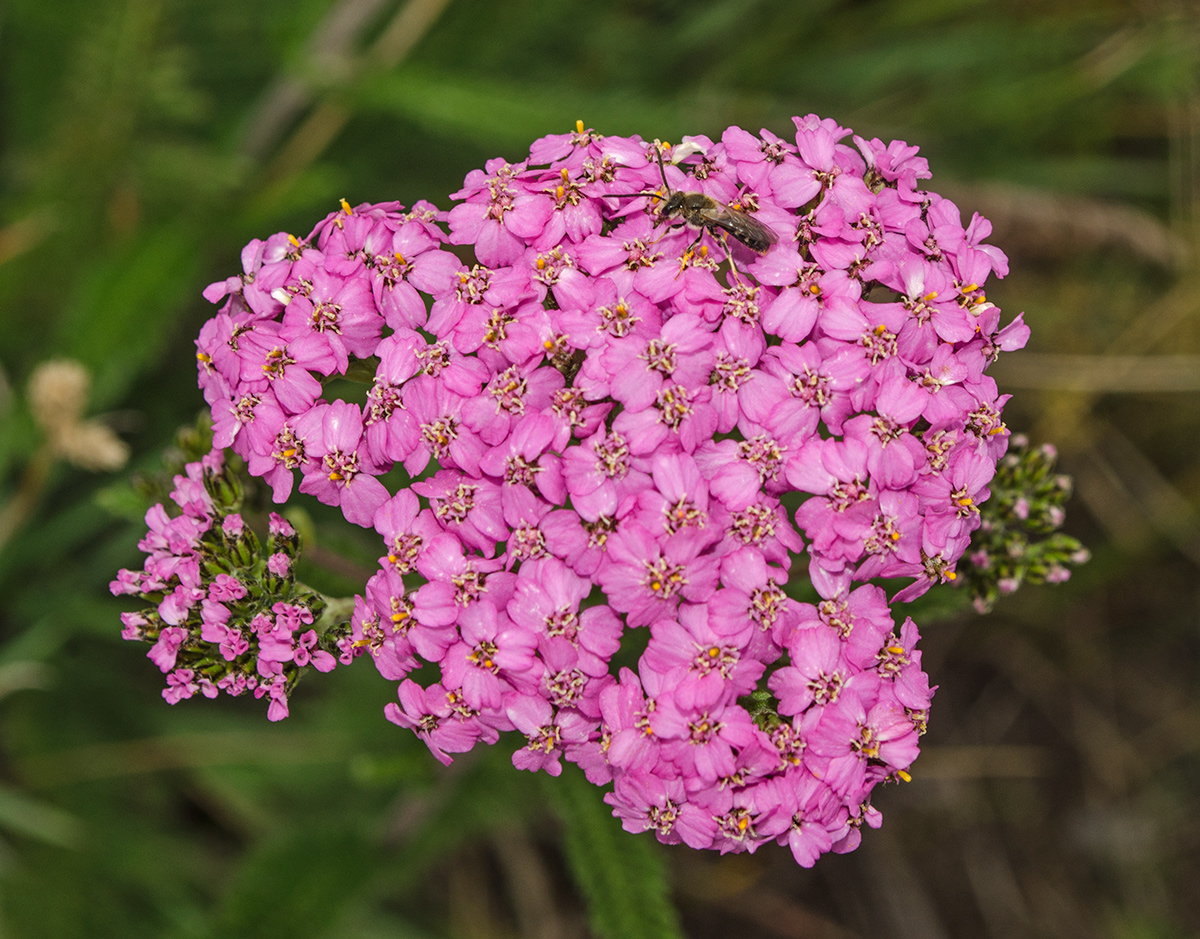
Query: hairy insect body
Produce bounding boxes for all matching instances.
[610,141,779,257]
[660,191,778,255]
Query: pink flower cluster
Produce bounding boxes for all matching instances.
[154,116,1028,865]
[111,453,338,720]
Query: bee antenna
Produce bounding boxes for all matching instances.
[653,139,673,195]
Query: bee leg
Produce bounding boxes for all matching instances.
[717,230,746,287]
[646,217,685,248]
[674,230,706,279]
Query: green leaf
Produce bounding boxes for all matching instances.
[56,222,202,409]
[548,765,682,939]
[355,67,684,152]
[382,745,543,891]
[211,823,379,939]
[0,783,83,848]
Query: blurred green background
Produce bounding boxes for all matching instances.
[1,0,1198,936]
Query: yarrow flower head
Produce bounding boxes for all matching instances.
[118,116,1034,866]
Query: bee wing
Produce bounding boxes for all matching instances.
[700,203,779,253]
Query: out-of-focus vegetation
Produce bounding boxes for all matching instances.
[1,1,1197,937]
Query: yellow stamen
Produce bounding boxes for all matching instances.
[287,234,300,247]
[650,580,662,592]
[555,185,565,199]
[328,471,343,481]
[391,611,407,623]
[196,352,211,363]
[575,119,584,134]
[282,448,296,459]
[543,339,555,350]
[537,257,546,270]
[708,646,720,658]
[922,290,938,302]
[890,530,901,541]
[874,324,887,336]
[945,571,957,581]
[340,198,352,214]
[898,769,912,782]
[394,252,406,264]
[887,645,905,655]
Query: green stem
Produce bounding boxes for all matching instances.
[0,443,55,556]
[307,591,356,633]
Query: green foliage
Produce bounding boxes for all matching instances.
[211,825,381,939]
[550,765,683,939]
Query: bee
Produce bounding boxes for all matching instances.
[613,140,779,256]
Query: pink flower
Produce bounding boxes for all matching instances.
[163,668,199,704]
[506,692,594,776]
[639,602,765,711]
[279,267,382,373]
[294,400,389,528]
[148,626,188,672]
[651,698,763,786]
[293,629,337,672]
[439,600,538,711]
[598,524,720,627]
[385,680,488,765]
[413,469,507,556]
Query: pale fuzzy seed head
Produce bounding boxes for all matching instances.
[28,359,91,431]
[52,419,130,471]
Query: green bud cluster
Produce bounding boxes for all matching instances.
[959,436,1089,613]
